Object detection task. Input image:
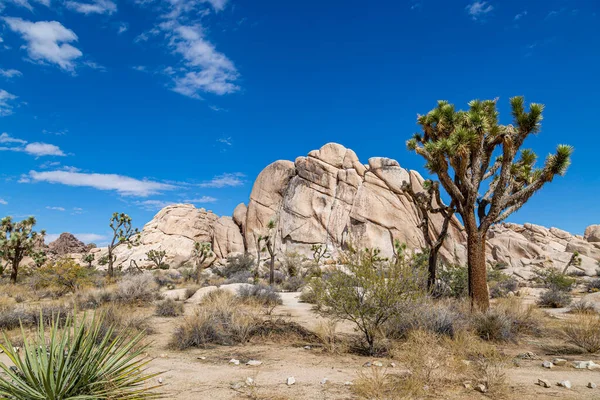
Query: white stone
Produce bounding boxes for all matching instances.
[557,380,572,389]
[246,360,262,366]
[229,359,240,365]
[286,377,296,386]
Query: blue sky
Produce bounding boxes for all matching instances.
[0,0,598,245]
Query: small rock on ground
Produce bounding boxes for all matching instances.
[552,358,567,366]
[557,380,572,389]
[537,379,551,388]
[589,382,597,389]
[542,361,553,369]
[246,360,262,366]
[287,377,296,386]
[229,359,240,365]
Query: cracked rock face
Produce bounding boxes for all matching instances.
[107,143,600,277]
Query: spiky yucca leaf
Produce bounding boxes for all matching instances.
[0,311,162,399]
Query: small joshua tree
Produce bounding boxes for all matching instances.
[408,97,572,310]
[311,243,330,264]
[401,179,456,290]
[562,251,583,275]
[82,253,95,268]
[0,216,45,283]
[263,220,278,285]
[255,235,265,284]
[192,242,212,283]
[31,249,47,268]
[146,249,167,269]
[107,213,139,278]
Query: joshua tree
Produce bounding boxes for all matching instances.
[107,213,139,278]
[254,235,265,284]
[562,251,583,275]
[82,253,95,268]
[192,242,213,283]
[402,179,456,290]
[263,220,278,285]
[146,249,167,269]
[408,97,572,310]
[31,249,47,268]
[311,244,330,264]
[0,216,45,283]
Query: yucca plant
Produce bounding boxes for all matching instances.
[0,311,162,399]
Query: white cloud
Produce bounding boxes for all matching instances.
[184,196,217,203]
[39,160,61,169]
[1,0,50,11]
[0,132,26,144]
[46,206,65,211]
[134,199,177,211]
[132,65,148,72]
[83,61,106,71]
[201,0,228,12]
[24,142,66,156]
[42,129,68,135]
[0,69,22,79]
[0,198,7,205]
[210,105,227,112]
[466,1,493,20]
[217,136,232,145]
[28,170,177,197]
[117,22,128,34]
[3,17,83,72]
[0,89,17,116]
[514,11,528,21]
[198,172,244,188]
[166,23,240,97]
[65,0,117,15]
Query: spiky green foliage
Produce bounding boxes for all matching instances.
[310,243,330,264]
[0,311,161,399]
[82,253,95,268]
[0,216,45,283]
[107,213,140,278]
[146,249,167,270]
[408,97,573,310]
[193,242,213,283]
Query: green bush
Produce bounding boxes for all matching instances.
[488,270,519,299]
[238,284,282,307]
[0,312,160,399]
[537,288,572,308]
[435,264,468,298]
[310,247,425,355]
[219,253,254,278]
[533,268,575,292]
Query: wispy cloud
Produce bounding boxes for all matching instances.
[0,198,7,205]
[217,136,232,145]
[28,170,177,197]
[466,1,493,21]
[42,129,68,136]
[198,172,244,188]
[134,199,177,211]
[1,0,50,11]
[184,196,217,203]
[0,132,26,144]
[514,10,527,21]
[83,61,106,71]
[132,65,148,72]
[46,206,66,211]
[0,89,17,116]
[65,0,117,15]
[0,69,22,79]
[3,17,83,72]
[209,105,228,112]
[117,22,128,34]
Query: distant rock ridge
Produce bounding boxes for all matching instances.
[110,143,600,277]
[48,233,91,256]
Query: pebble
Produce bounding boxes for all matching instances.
[573,360,600,370]
[552,358,567,366]
[246,377,255,386]
[287,377,296,386]
[475,384,487,393]
[372,361,383,367]
[230,382,244,390]
[229,359,240,365]
[320,378,329,385]
[157,377,163,384]
[463,382,473,390]
[197,356,206,360]
[537,379,551,388]
[589,382,597,389]
[246,360,262,366]
[389,362,396,368]
[362,362,372,367]
[542,361,553,369]
[557,380,572,389]
[344,381,353,386]
[303,345,311,350]
[159,353,167,358]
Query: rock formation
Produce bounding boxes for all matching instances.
[107,143,600,279]
[48,233,90,256]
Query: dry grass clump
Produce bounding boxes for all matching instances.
[169,289,259,350]
[562,314,600,353]
[569,300,597,315]
[97,304,154,341]
[471,298,542,342]
[0,304,72,331]
[353,368,406,400]
[537,288,572,308]
[75,288,114,310]
[115,273,159,304]
[238,284,282,307]
[155,298,184,317]
[314,320,347,353]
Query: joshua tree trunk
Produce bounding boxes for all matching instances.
[269,254,275,285]
[107,248,114,278]
[465,214,489,311]
[427,249,438,290]
[10,259,18,284]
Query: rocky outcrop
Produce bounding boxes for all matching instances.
[48,233,90,256]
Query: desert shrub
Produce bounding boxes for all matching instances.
[570,300,597,315]
[169,290,258,349]
[471,298,542,342]
[281,251,306,277]
[183,286,199,300]
[238,284,282,308]
[435,263,468,298]
[314,320,346,353]
[533,268,575,291]
[98,305,154,340]
[32,257,92,294]
[353,367,405,399]
[298,279,323,304]
[537,288,572,308]
[153,271,176,288]
[562,314,600,353]
[385,299,468,339]
[180,267,195,282]
[568,269,587,277]
[0,305,72,331]
[586,278,600,292]
[224,270,253,284]
[219,253,254,278]
[156,298,184,317]
[488,270,519,299]
[116,273,158,304]
[311,248,426,355]
[282,275,305,292]
[0,312,160,399]
[75,288,113,310]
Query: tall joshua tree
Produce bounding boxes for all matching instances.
[401,180,455,290]
[0,216,45,283]
[408,97,572,310]
[264,220,278,285]
[107,213,139,278]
